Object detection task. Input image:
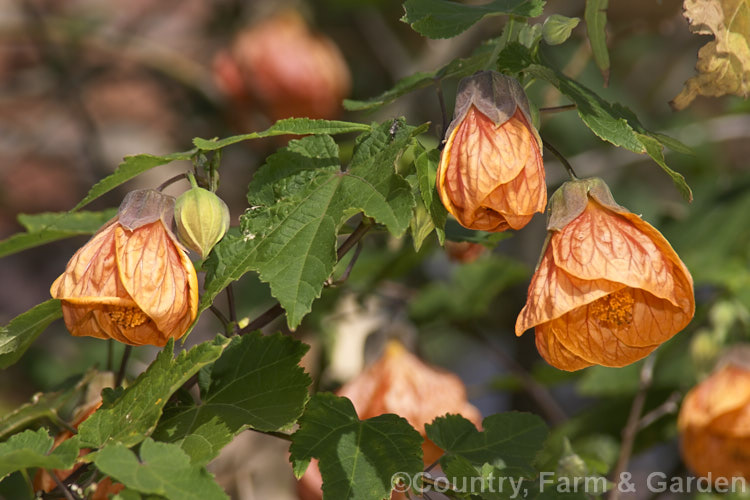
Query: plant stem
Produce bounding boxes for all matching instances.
[226,283,239,335]
[156,172,189,192]
[209,305,231,333]
[541,138,578,180]
[608,355,656,500]
[435,83,448,144]
[49,471,77,500]
[538,104,577,114]
[115,345,132,387]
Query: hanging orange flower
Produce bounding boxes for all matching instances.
[436,71,546,232]
[679,359,750,480]
[515,178,695,370]
[298,340,482,499]
[51,189,198,346]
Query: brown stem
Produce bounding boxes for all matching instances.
[609,355,656,500]
[542,138,578,180]
[209,305,231,332]
[539,104,577,114]
[435,83,449,146]
[49,472,78,500]
[226,283,239,335]
[115,345,132,387]
[472,330,566,425]
[156,172,189,192]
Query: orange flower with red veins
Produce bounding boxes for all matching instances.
[437,71,546,232]
[51,189,198,346]
[678,356,750,480]
[298,340,482,499]
[515,178,695,370]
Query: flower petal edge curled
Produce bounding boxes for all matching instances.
[437,70,546,232]
[50,189,199,346]
[515,178,695,371]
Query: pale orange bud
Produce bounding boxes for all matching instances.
[51,190,199,346]
[437,71,546,232]
[444,241,487,263]
[679,358,750,480]
[298,340,482,498]
[214,9,351,121]
[515,178,695,370]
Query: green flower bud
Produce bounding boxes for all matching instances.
[542,15,580,46]
[175,180,230,259]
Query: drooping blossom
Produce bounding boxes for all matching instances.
[437,71,546,232]
[51,189,198,346]
[515,178,695,370]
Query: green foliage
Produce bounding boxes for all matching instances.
[0,428,80,481]
[202,121,419,328]
[584,0,610,84]
[93,438,228,500]
[0,300,62,369]
[0,210,116,257]
[402,0,545,39]
[78,337,227,448]
[290,393,424,500]
[153,332,310,465]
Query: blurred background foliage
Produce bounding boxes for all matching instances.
[0,0,748,498]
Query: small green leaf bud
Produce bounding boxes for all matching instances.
[175,177,230,259]
[542,15,580,46]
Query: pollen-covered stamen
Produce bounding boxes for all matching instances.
[108,307,149,328]
[590,289,635,329]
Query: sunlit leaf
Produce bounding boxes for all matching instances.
[0,428,79,481]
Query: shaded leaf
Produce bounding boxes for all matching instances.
[0,428,79,481]
[93,438,227,500]
[0,210,116,258]
[0,300,62,369]
[202,121,417,329]
[78,337,227,448]
[289,393,423,500]
[426,413,548,476]
[193,118,371,150]
[415,147,447,245]
[72,151,195,212]
[402,0,545,39]
[153,332,310,465]
[671,0,750,109]
[584,0,610,85]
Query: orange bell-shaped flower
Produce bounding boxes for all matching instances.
[437,71,546,232]
[51,189,199,346]
[297,340,482,499]
[515,178,695,370]
[678,355,750,481]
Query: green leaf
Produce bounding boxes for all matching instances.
[202,121,417,329]
[344,37,499,111]
[289,393,424,500]
[0,300,62,369]
[153,332,310,465]
[72,151,195,212]
[426,413,548,476]
[93,438,227,500]
[584,0,610,85]
[0,210,116,258]
[0,371,98,441]
[0,428,80,481]
[636,133,693,202]
[78,337,227,448]
[193,118,371,150]
[402,0,545,39]
[415,147,447,245]
[542,15,580,46]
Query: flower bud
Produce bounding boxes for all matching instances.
[542,15,580,46]
[175,184,230,259]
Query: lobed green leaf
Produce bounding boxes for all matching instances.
[0,300,62,369]
[78,337,227,448]
[0,428,80,481]
[402,0,545,39]
[93,438,227,500]
[289,393,424,500]
[153,332,310,465]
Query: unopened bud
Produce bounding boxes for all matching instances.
[175,182,230,259]
[542,15,580,46]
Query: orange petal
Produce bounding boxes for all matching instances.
[552,200,694,312]
[437,107,544,231]
[679,365,750,430]
[114,222,198,341]
[534,324,593,371]
[515,246,622,336]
